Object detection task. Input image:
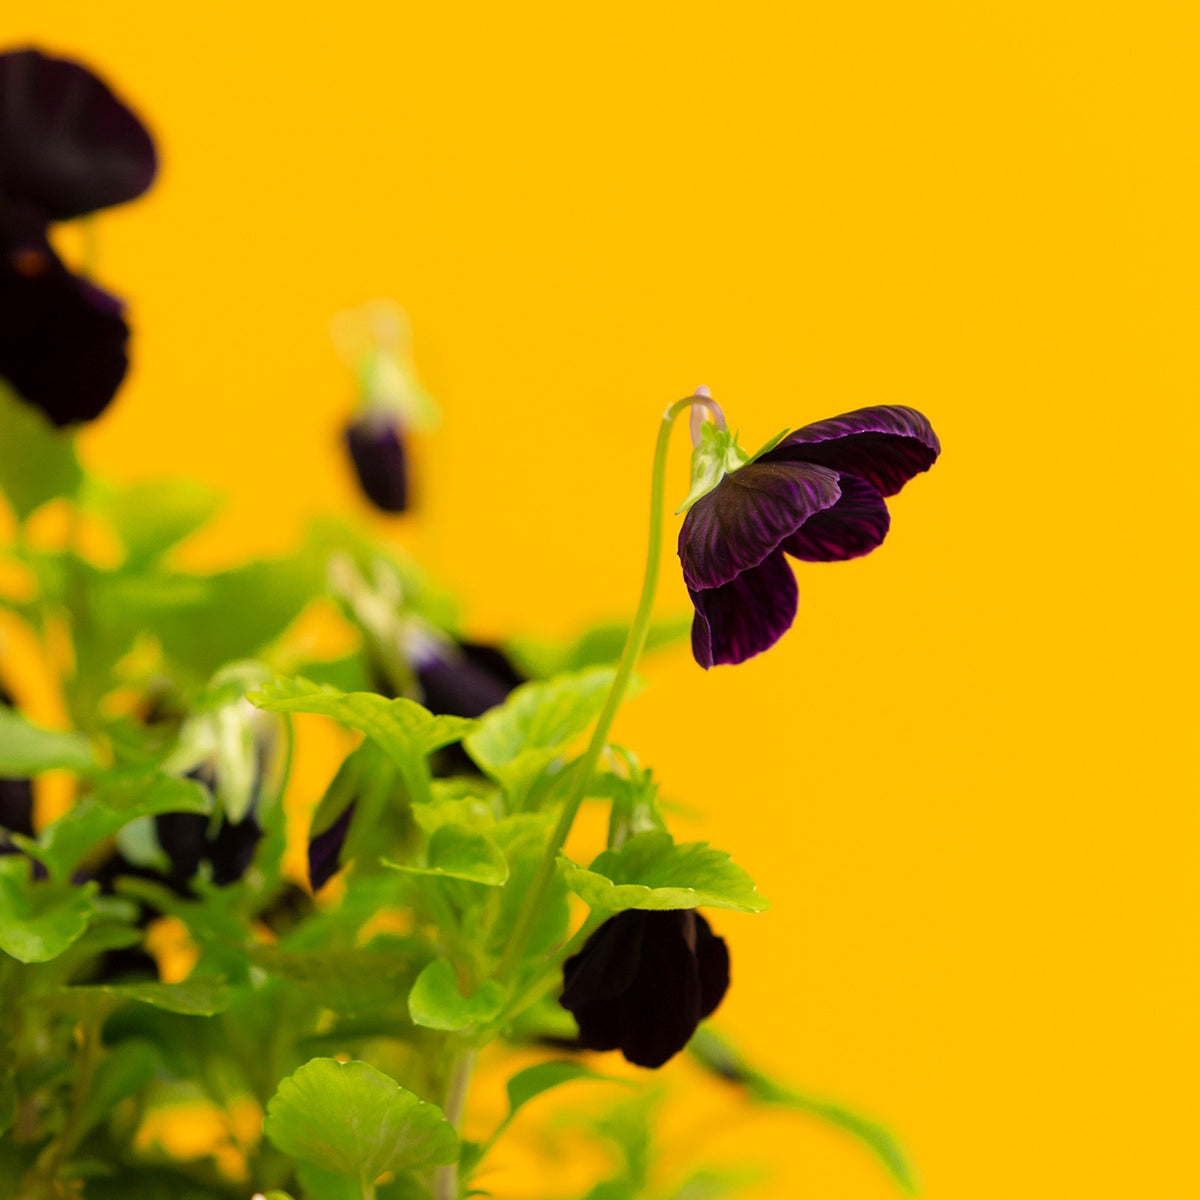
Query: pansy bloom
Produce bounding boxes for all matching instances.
[679,405,939,668]
[559,908,730,1068]
[0,47,156,425]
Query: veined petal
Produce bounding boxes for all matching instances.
[678,460,840,590]
[762,405,939,497]
[689,550,798,669]
[0,209,129,425]
[782,473,890,562]
[0,48,157,221]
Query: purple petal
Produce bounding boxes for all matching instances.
[308,801,357,892]
[345,411,409,514]
[782,473,890,562]
[0,208,129,425]
[693,912,730,1020]
[678,460,841,590]
[761,405,940,497]
[0,48,157,221]
[689,550,798,669]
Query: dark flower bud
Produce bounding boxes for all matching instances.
[560,908,730,1069]
[412,638,524,721]
[307,799,356,892]
[345,409,410,514]
[0,685,35,855]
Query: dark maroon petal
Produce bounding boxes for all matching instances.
[678,460,841,590]
[415,641,521,720]
[561,909,646,1012]
[208,814,262,887]
[0,48,157,221]
[0,777,35,840]
[781,473,891,562]
[689,550,798,669]
[0,208,129,425]
[761,406,940,497]
[308,801,357,892]
[345,411,410,513]
[693,913,730,1020]
[617,911,703,1068]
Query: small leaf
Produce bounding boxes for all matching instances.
[408,959,505,1031]
[0,382,83,520]
[464,667,616,805]
[35,771,212,881]
[264,1057,458,1189]
[560,831,767,914]
[251,676,474,804]
[383,824,508,886]
[87,477,224,568]
[0,856,96,962]
[0,707,94,774]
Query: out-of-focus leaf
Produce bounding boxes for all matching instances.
[69,1039,161,1150]
[0,708,94,774]
[493,1061,627,1143]
[0,855,96,962]
[383,823,508,885]
[247,944,425,1016]
[507,615,691,679]
[408,959,505,1031]
[264,1058,458,1187]
[50,976,231,1016]
[688,1028,915,1192]
[86,477,224,568]
[0,382,83,520]
[559,831,767,915]
[34,770,211,881]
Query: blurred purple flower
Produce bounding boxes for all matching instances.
[345,410,410,514]
[0,47,156,425]
[679,405,940,667]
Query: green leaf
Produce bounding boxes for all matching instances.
[87,477,224,568]
[407,959,505,1031]
[264,1057,459,1189]
[69,1039,161,1151]
[34,771,211,881]
[297,1164,428,1200]
[688,1029,915,1192]
[51,977,232,1016]
[251,676,475,804]
[383,823,508,886]
[0,856,96,962]
[247,944,425,1016]
[0,382,83,520]
[560,831,768,914]
[0,708,95,774]
[464,667,616,806]
[494,1061,627,1141]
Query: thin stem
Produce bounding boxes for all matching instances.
[433,1046,477,1200]
[495,391,718,982]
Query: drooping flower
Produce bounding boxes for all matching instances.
[679,405,939,668]
[559,908,730,1068]
[344,411,410,513]
[0,47,156,425]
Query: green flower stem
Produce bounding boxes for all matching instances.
[496,391,720,983]
[433,1045,478,1200]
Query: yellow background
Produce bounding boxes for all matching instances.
[5,2,1199,1196]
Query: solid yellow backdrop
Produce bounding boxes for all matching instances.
[5,2,1198,1197]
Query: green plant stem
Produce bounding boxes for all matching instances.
[433,1045,478,1200]
[495,392,720,983]
[27,1015,101,1189]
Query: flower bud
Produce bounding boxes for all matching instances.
[344,409,410,514]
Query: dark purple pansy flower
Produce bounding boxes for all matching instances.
[0,47,156,425]
[559,908,729,1069]
[680,405,939,668]
[345,409,410,514]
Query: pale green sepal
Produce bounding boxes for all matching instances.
[746,426,792,463]
[676,422,753,515]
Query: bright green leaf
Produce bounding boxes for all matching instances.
[264,1057,458,1189]
[560,831,767,914]
[383,823,508,886]
[35,771,211,881]
[408,959,505,1031]
[0,856,96,962]
[0,708,94,775]
[87,477,224,568]
[495,1061,628,1141]
[0,382,83,520]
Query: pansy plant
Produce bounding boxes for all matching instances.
[0,45,939,1200]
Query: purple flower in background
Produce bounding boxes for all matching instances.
[345,410,411,513]
[560,908,730,1068]
[679,405,939,668]
[0,47,156,425]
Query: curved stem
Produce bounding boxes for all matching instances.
[495,391,717,982]
[433,1046,477,1200]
